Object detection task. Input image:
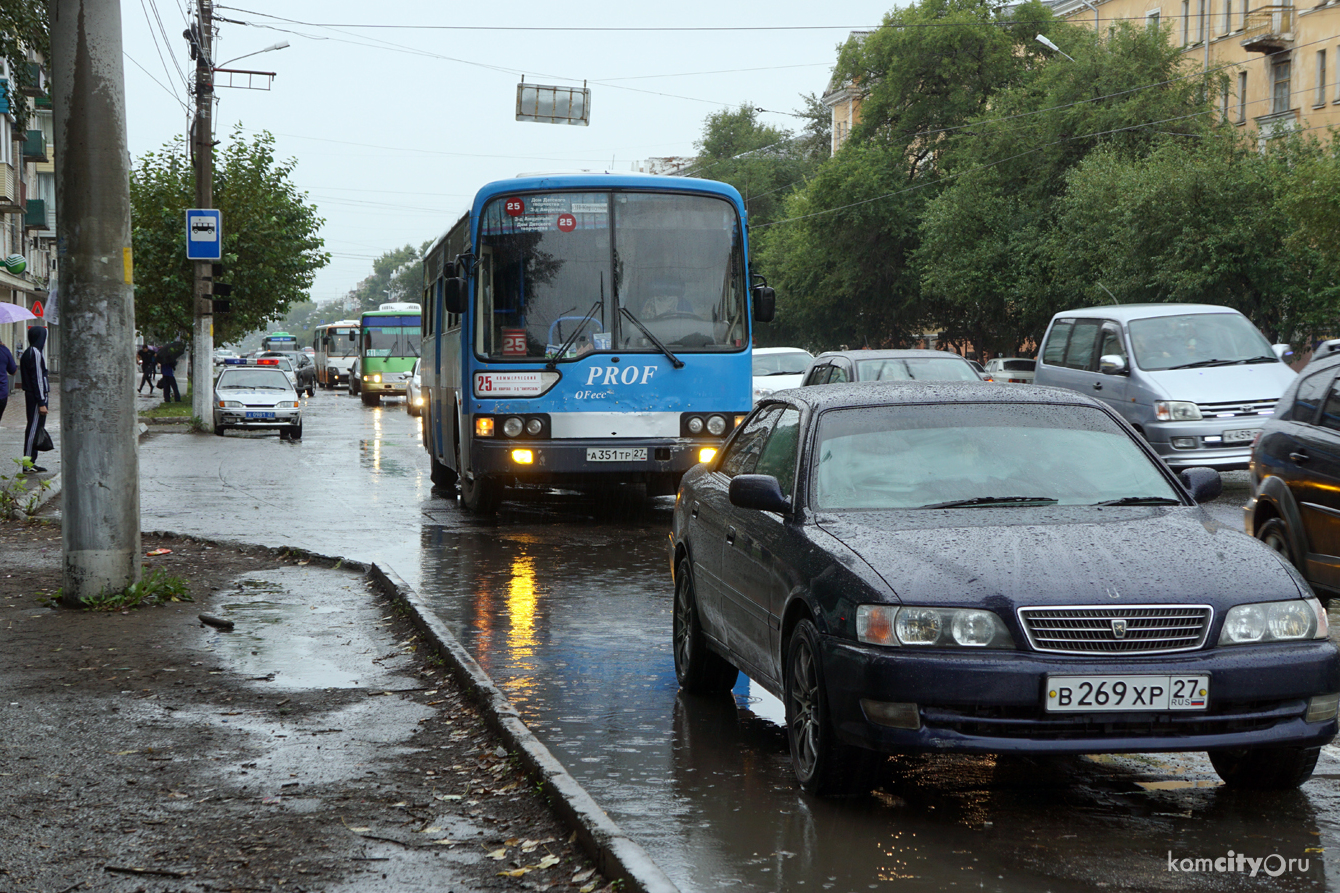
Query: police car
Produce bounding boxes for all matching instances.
[214,358,303,438]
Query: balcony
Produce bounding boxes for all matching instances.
[1241,5,1295,53]
[0,165,20,213]
[22,130,47,162]
[22,62,46,98]
[23,199,45,231]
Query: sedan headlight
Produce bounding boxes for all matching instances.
[217,400,243,408]
[857,605,1015,648]
[1154,400,1202,421]
[1219,598,1327,644]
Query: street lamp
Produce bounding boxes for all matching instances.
[217,40,289,69]
[1035,34,1076,63]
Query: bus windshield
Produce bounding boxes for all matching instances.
[363,316,421,358]
[474,191,747,362]
[323,327,358,358]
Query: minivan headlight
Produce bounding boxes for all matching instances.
[856,605,1015,648]
[1154,400,1202,421]
[1219,598,1327,644]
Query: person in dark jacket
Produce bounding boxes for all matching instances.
[0,334,15,426]
[137,344,158,394]
[158,341,183,403]
[18,326,49,472]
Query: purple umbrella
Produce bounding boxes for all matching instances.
[0,302,37,324]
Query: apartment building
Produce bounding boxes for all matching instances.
[1054,0,1340,141]
[0,53,57,370]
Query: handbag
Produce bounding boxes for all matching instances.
[35,428,53,452]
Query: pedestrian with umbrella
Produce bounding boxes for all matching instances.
[0,331,15,427]
[18,325,50,472]
[137,343,158,394]
[157,340,184,403]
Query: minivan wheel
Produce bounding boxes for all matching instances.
[1257,517,1297,567]
[1209,745,1321,789]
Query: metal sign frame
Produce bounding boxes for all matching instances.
[516,80,590,126]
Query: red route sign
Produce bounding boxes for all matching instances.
[504,198,525,217]
[556,213,576,233]
[30,300,43,318]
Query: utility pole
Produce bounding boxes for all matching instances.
[191,0,215,429]
[46,0,141,601]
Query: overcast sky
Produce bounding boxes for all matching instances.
[118,1,893,309]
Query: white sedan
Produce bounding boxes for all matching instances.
[752,347,813,404]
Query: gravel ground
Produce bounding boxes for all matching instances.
[0,519,610,893]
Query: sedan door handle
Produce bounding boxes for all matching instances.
[726,527,736,545]
[1092,381,1103,391]
[1290,450,1311,464]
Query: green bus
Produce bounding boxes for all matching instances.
[349,302,422,406]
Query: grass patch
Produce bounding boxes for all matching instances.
[50,568,194,610]
[139,382,195,419]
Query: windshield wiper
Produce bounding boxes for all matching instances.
[919,496,1059,509]
[1093,495,1182,506]
[1240,355,1279,364]
[619,306,684,369]
[547,296,603,371]
[1167,358,1239,369]
[764,370,803,376]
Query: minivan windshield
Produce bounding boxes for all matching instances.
[812,403,1179,510]
[1128,313,1276,372]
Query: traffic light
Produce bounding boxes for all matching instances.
[204,262,231,312]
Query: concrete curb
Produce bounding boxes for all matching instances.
[368,560,682,893]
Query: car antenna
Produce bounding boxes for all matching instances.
[1097,282,1120,305]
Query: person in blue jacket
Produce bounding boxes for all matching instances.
[18,326,49,472]
[0,333,15,426]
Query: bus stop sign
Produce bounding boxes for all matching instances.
[186,209,222,260]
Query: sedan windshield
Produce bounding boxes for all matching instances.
[475,191,747,361]
[1128,313,1276,371]
[753,351,812,376]
[812,403,1180,510]
[217,370,292,391]
[855,357,980,382]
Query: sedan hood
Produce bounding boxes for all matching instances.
[818,508,1303,609]
[216,388,293,406]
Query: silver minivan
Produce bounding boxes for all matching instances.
[1034,304,1296,470]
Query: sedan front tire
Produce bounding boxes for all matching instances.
[785,619,873,796]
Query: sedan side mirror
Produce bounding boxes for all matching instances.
[752,286,776,324]
[729,474,791,513]
[1098,354,1128,376]
[1178,466,1222,503]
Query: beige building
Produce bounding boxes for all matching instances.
[820,32,872,155]
[1055,0,1340,141]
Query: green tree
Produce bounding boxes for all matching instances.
[130,128,329,344]
[0,0,49,131]
[339,242,430,316]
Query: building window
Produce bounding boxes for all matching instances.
[1224,0,1232,34]
[1239,70,1249,121]
[1198,0,1207,42]
[1318,50,1328,106]
[1222,81,1231,118]
[1148,9,1161,26]
[1273,59,1291,115]
[1335,48,1340,102]
[1241,0,1249,29]
[1182,0,1191,43]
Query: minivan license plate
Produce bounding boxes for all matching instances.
[1045,674,1208,712]
[1222,428,1261,444]
[586,448,647,462]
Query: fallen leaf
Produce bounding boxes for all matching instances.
[498,868,530,878]
[537,854,560,869]
[505,838,521,847]
[486,848,508,860]
[347,827,372,833]
[115,750,139,756]
[146,549,172,556]
[580,883,597,893]
[573,868,596,884]
[433,838,457,846]
[435,794,463,801]
[419,826,442,834]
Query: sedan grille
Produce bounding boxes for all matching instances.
[1195,398,1277,418]
[1017,605,1212,654]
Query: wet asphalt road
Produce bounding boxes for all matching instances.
[137,390,1340,891]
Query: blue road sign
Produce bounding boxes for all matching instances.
[186,209,222,260]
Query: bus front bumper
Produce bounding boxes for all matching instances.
[362,374,410,395]
[471,438,724,483]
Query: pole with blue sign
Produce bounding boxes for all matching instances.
[186,209,221,260]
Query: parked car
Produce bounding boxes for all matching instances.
[670,381,1338,795]
[406,358,424,417]
[1247,350,1340,600]
[800,349,982,386]
[983,357,1036,384]
[1034,304,1295,470]
[752,347,814,404]
[212,348,238,367]
[213,361,303,439]
[258,351,316,396]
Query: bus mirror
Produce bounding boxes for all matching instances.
[444,277,468,315]
[348,331,356,341]
[752,286,776,324]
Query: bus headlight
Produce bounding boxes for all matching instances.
[503,417,524,437]
[707,415,727,436]
[687,417,705,434]
[373,374,382,383]
[526,418,543,436]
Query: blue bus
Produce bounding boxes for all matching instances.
[419,173,775,512]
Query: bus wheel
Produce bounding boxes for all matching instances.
[460,472,501,514]
[361,392,380,407]
[430,455,458,490]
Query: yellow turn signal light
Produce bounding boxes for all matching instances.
[698,447,718,464]
[511,448,535,465]
[475,417,495,437]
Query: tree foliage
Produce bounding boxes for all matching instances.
[0,0,49,131]
[130,128,329,344]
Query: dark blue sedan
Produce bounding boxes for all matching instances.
[669,382,1339,795]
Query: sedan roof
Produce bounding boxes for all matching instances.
[762,380,1105,412]
[814,348,969,362]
